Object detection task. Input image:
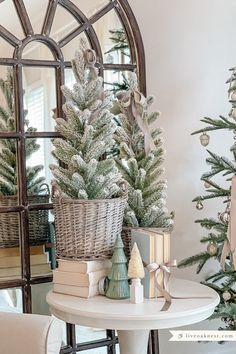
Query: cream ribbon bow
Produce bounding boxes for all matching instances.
[145,259,213,312]
[220,176,236,270]
[144,260,178,311]
[117,90,156,155]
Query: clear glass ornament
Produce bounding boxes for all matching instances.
[207,241,218,256]
[219,210,230,224]
[196,200,203,210]
[200,132,210,147]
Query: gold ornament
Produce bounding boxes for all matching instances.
[204,181,211,189]
[196,200,203,210]
[207,241,218,256]
[222,291,231,302]
[200,132,210,147]
[231,91,236,101]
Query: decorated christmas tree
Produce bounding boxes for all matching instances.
[114,72,172,228]
[106,235,130,299]
[50,43,123,200]
[179,68,236,330]
[0,70,45,196]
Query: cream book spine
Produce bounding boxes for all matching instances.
[131,229,170,298]
[58,259,111,274]
[0,263,51,277]
[53,283,99,298]
[53,268,109,287]
[0,254,48,268]
[0,245,45,258]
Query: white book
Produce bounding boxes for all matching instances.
[0,263,52,278]
[131,229,170,298]
[53,283,99,298]
[0,254,48,268]
[53,268,109,287]
[58,259,111,274]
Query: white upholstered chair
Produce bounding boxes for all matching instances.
[0,312,62,354]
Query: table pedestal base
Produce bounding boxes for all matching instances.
[117,330,150,354]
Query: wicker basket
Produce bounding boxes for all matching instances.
[0,193,50,248]
[53,196,127,260]
[121,226,132,260]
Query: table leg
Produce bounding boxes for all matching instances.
[148,330,160,354]
[117,330,150,354]
[66,323,76,353]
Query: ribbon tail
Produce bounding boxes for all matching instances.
[154,271,172,303]
[232,249,236,270]
[220,238,230,271]
[160,301,171,312]
[163,268,171,294]
[131,100,155,155]
[144,132,150,155]
[144,130,156,155]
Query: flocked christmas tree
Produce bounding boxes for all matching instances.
[114,72,172,228]
[50,43,123,199]
[179,68,236,330]
[0,69,46,196]
[106,234,130,299]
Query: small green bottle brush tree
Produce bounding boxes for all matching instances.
[179,68,236,330]
[106,235,130,299]
[0,70,46,196]
[114,72,172,229]
[50,44,123,199]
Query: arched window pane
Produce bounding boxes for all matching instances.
[93,10,131,64]
[22,41,54,61]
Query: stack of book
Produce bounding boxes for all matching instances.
[53,259,111,298]
[0,245,52,278]
[131,228,170,298]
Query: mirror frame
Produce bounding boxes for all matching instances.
[0,1,152,353]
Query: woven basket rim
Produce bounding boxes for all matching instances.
[52,195,127,204]
[0,193,49,200]
[122,226,173,233]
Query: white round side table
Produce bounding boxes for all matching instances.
[47,278,219,354]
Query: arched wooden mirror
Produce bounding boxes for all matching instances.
[0,1,147,353]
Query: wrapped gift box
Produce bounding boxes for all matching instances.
[131,228,171,298]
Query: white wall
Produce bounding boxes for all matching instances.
[129,1,236,353]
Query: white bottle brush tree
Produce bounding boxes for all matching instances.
[128,243,145,303]
[50,43,124,199]
[178,68,236,330]
[114,73,172,228]
[0,69,46,196]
